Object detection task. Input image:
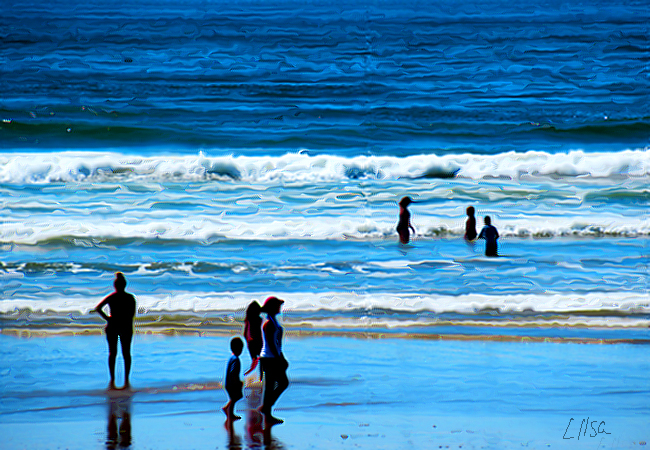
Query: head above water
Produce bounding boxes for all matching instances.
[399,196,412,207]
[230,336,244,356]
[484,216,491,225]
[114,272,127,292]
[261,296,284,315]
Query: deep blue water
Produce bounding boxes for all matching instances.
[2,0,649,155]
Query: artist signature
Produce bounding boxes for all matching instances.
[563,417,611,440]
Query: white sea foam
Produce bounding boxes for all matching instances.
[1,211,648,244]
[2,291,648,316]
[1,149,648,184]
[289,316,650,330]
[0,213,650,247]
[1,149,648,244]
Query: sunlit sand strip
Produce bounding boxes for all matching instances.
[0,381,225,403]
[3,313,649,335]
[2,324,649,344]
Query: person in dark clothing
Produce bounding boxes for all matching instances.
[478,215,499,257]
[258,296,289,426]
[243,301,263,379]
[94,272,136,390]
[396,196,416,244]
[223,337,245,421]
[465,206,477,241]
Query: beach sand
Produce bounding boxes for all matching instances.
[1,333,648,450]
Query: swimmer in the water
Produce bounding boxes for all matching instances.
[396,196,416,244]
[464,206,477,241]
[478,215,499,257]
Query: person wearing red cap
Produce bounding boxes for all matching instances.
[258,296,289,425]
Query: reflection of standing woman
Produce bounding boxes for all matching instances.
[243,301,263,378]
[396,196,416,244]
[259,296,289,425]
[94,272,136,390]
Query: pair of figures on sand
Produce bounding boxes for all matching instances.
[397,197,499,257]
[94,274,288,426]
[223,297,289,426]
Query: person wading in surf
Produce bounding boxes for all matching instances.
[478,215,500,257]
[396,196,416,244]
[465,206,477,241]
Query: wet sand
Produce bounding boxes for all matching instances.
[1,334,648,449]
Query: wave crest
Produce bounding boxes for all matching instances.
[0,149,648,184]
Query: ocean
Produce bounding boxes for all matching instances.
[1,0,649,339]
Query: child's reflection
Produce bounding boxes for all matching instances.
[225,418,243,450]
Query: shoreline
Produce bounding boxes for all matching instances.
[2,325,649,345]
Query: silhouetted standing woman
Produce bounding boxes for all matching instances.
[396,196,416,244]
[243,300,263,379]
[259,296,289,425]
[95,272,136,390]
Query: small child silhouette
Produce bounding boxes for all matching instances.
[223,337,244,421]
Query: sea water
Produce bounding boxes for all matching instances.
[1,0,649,338]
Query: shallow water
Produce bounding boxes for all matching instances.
[3,334,649,419]
[1,335,649,449]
